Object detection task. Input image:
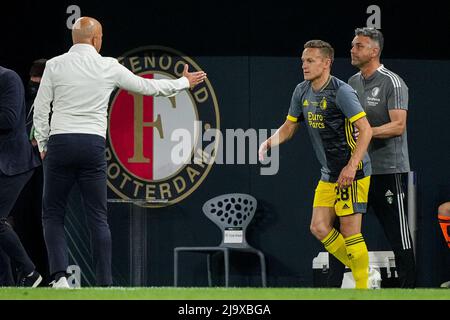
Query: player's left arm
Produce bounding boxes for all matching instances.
[337,116,372,188]
[335,85,372,188]
[371,109,407,138]
[372,76,408,138]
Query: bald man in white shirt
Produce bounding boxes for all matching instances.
[33,17,207,288]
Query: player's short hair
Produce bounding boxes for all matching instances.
[355,27,384,54]
[304,40,334,63]
[29,59,47,78]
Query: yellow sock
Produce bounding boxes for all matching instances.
[321,228,351,268]
[345,233,369,289]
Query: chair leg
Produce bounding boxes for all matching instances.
[224,249,229,287]
[257,252,267,287]
[206,253,212,287]
[174,250,179,287]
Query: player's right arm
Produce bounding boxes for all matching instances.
[259,84,303,161]
[258,119,299,161]
[33,62,54,157]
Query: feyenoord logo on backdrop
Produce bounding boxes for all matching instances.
[107,46,220,207]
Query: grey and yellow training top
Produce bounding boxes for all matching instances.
[287,75,371,183]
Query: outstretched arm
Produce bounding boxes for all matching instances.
[115,62,206,97]
[182,64,207,88]
[258,119,299,161]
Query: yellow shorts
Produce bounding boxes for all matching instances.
[313,176,370,216]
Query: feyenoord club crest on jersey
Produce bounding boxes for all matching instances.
[107,46,220,207]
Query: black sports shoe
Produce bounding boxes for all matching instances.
[18,271,43,288]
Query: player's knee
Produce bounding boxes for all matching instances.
[438,202,450,217]
[339,219,361,239]
[310,221,330,240]
[340,227,359,239]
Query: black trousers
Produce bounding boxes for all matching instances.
[9,165,49,283]
[0,169,36,284]
[0,246,15,285]
[42,134,112,286]
[328,173,416,288]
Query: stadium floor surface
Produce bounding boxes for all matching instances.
[0,287,449,300]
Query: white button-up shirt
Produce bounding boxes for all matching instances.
[33,43,190,152]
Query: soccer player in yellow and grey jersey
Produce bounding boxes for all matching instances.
[259,40,373,288]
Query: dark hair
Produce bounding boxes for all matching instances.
[29,59,47,77]
[304,40,334,63]
[355,27,384,54]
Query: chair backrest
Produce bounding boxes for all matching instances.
[202,193,257,248]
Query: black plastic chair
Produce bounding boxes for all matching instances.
[173,193,267,287]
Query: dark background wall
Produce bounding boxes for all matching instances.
[1,0,449,287]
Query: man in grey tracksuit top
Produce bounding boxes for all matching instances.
[328,27,415,288]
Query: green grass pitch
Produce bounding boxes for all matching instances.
[0,287,449,300]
